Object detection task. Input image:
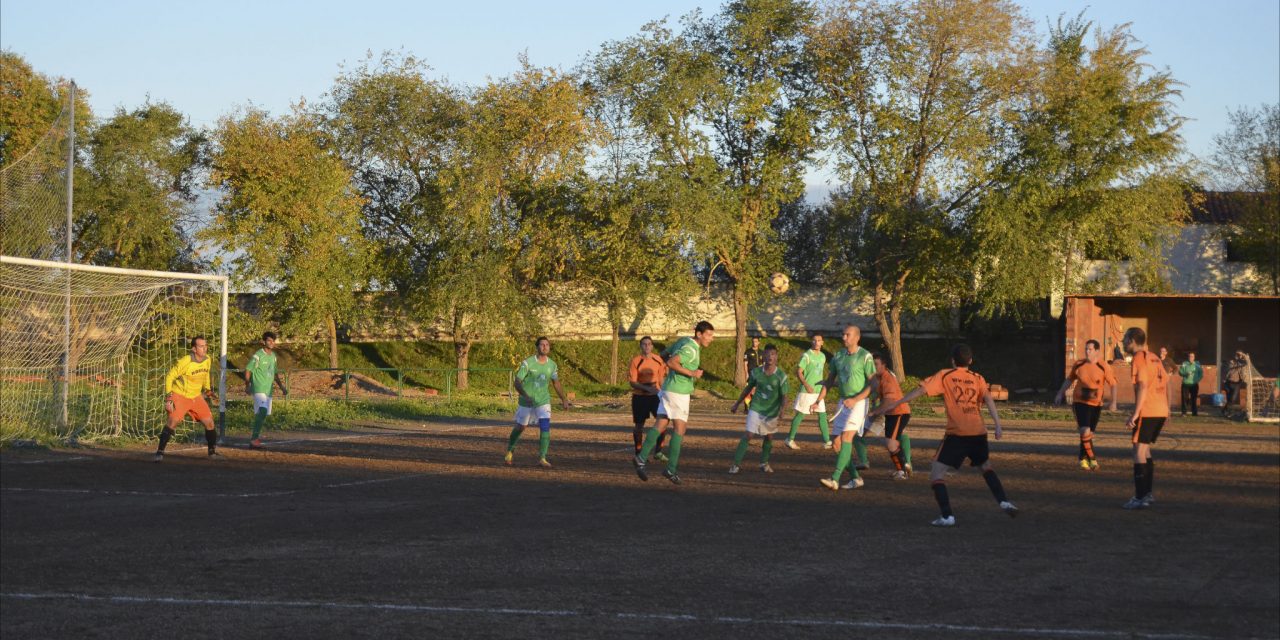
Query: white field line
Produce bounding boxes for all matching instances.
[0,592,1232,640]
[0,456,90,465]
[0,473,426,499]
[0,421,519,465]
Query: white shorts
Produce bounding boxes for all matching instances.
[252,393,272,415]
[515,404,552,426]
[831,397,869,437]
[657,391,691,422]
[793,391,825,415]
[745,410,780,435]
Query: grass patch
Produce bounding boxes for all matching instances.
[230,335,1045,400]
[219,397,512,434]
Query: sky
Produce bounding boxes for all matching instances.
[2,0,1278,197]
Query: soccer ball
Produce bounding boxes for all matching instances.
[769,272,790,294]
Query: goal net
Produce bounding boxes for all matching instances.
[0,256,228,442]
[1245,357,1279,424]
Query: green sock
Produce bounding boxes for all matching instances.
[733,437,750,466]
[667,433,684,472]
[638,427,659,459]
[818,412,831,443]
[854,435,869,466]
[506,427,522,452]
[900,433,912,465]
[761,437,773,464]
[251,408,267,439]
[832,441,852,482]
[787,413,804,441]
[538,431,550,459]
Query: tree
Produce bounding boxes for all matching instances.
[578,57,698,385]
[324,54,594,389]
[436,61,599,388]
[1209,104,1280,294]
[972,15,1188,309]
[596,0,818,385]
[204,107,371,368]
[808,0,1034,379]
[76,102,206,270]
[0,52,91,167]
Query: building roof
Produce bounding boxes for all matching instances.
[1189,191,1275,224]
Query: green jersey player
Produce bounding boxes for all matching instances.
[633,321,715,485]
[729,344,789,474]
[505,337,572,468]
[245,331,288,448]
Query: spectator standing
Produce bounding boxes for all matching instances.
[1178,352,1203,417]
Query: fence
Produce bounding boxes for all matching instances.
[223,367,517,403]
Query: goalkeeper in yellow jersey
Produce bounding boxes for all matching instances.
[154,336,222,461]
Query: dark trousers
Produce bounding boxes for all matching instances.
[1224,381,1245,413]
[1180,383,1199,416]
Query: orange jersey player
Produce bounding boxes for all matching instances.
[628,336,669,460]
[1121,327,1170,510]
[1054,339,1118,471]
[870,353,913,479]
[870,344,1018,527]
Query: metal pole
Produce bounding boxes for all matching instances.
[218,279,229,442]
[61,81,76,433]
[1215,299,1223,400]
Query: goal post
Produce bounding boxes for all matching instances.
[0,255,229,442]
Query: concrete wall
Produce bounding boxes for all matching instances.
[1081,224,1266,295]
[304,284,956,343]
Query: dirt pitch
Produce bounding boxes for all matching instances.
[3,409,1278,640]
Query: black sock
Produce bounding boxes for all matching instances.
[982,469,1008,503]
[1144,459,1154,497]
[158,427,175,452]
[205,428,217,454]
[633,423,645,452]
[1133,463,1145,498]
[932,481,952,517]
[1078,442,1086,459]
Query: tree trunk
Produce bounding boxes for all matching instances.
[326,314,339,369]
[455,340,471,391]
[452,308,469,390]
[873,283,907,382]
[733,283,748,387]
[608,300,621,386]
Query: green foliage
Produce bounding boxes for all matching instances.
[1209,104,1280,294]
[204,107,373,364]
[77,102,206,270]
[808,0,1036,378]
[244,333,1057,399]
[0,52,91,168]
[973,15,1188,308]
[593,0,819,384]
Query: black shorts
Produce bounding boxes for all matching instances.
[1132,417,1166,445]
[631,394,660,423]
[935,434,990,469]
[884,414,910,440]
[1072,403,1102,431]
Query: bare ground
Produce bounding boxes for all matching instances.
[2,410,1277,639]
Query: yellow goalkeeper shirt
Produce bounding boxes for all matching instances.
[166,355,212,399]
